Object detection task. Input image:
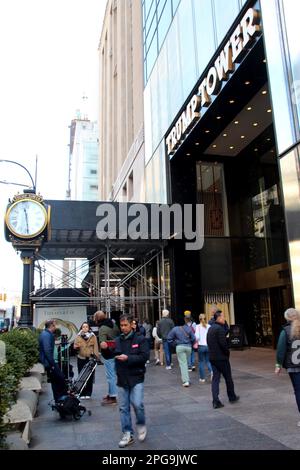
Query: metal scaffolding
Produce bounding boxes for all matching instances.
[32,243,170,323]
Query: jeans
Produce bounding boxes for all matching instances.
[163,340,171,366]
[118,382,145,434]
[103,357,117,397]
[198,345,212,379]
[188,349,195,368]
[176,344,191,384]
[210,359,237,402]
[289,372,300,413]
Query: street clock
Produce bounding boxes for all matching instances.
[5,193,50,242]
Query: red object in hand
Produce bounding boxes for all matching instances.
[106,340,116,348]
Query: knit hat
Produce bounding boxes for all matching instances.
[184,310,191,318]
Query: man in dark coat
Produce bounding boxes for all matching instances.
[101,314,150,448]
[39,319,67,402]
[207,311,239,409]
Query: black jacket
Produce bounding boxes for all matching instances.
[207,323,230,361]
[101,331,150,388]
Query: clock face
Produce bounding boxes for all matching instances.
[6,199,48,238]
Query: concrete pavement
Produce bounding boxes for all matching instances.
[28,348,299,450]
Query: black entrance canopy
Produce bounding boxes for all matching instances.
[41,200,177,260]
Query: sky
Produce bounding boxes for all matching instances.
[0,0,107,301]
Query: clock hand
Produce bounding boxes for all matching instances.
[23,208,29,234]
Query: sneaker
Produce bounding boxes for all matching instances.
[297,421,300,427]
[155,359,160,365]
[146,360,150,364]
[182,382,190,387]
[80,396,87,400]
[192,366,196,371]
[213,400,224,409]
[229,395,240,404]
[199,379,205,383]
[85,396,91,399]
[188,368,192,372]
[137,425,147,442]
[102,396,117,406]
[118,432,134,448]
[166,366,172,370]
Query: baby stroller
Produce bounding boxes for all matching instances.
[51,354,98,421]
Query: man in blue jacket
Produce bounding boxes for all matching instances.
[39,319,67,402]
[100,313,150,448]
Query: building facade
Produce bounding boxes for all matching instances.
[98,0,145,203]
[99,0,300,346]
[63,115,99,288]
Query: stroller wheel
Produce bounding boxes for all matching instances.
[73,412,82,420]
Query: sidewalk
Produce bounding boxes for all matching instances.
[29,348,299,450]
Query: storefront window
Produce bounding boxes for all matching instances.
[196,163,228,237]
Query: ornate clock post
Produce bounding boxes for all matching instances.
[4,191,50,327]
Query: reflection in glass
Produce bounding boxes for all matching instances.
[280,145,300,307]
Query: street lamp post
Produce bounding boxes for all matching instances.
[0,159,36,193]
[1,159,38,327]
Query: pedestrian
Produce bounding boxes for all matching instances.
[152,320,164,365]
[94,310,120,406]
[167,321,195,387]
[39,319,68,402]
[184,310,197,371]
[143,318,153,361]
[275,308,300,427]
[73,322,99,399]
[157,309,174,369]
[195,314,213,383]
[100,314,150,448]
[207,310,239,408]
[208,306,230,336]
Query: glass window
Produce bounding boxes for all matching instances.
[157,45,170,137]
[144,83,153,164]
[166,16,183,124]
[177,0,197,98]
[145,141,167,203]
[194,0,216,76]
[213,0,240,46]
[280,145,300,306]
[144,0,155,20]
[260,0,295,154]
[157,0,172,49]
[146,14,157,52]
[157,0,167,20]
[150,67,161,153]
[282,0,300,134]
[172,0,181,15]
[146,33,158,79]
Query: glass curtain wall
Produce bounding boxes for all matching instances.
[261,0,300,307]
[143,0,250,202]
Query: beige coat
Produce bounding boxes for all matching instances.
[74,333,99,359]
